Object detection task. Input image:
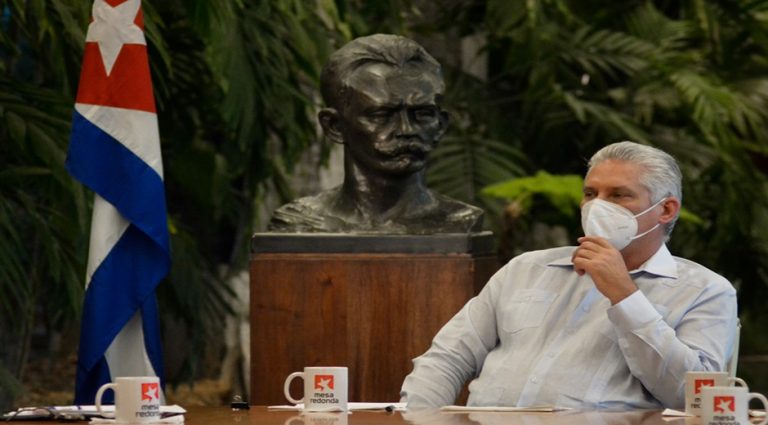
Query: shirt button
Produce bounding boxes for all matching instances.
[582,305,589,312]
[530,376,539,383]
[547,352,556,358]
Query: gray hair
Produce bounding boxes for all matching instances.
[588,141,682,237]
[320,34,444,110]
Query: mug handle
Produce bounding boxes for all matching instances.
[749,393,768,425]
[283,372,305,405]
[94,383,117,418]
[730,377,748,388]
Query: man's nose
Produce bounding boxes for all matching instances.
[395,110,416,135]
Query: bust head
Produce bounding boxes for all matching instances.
[268,34,483,234]
[318,34,448,178]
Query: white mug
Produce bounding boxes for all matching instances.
[684,371,747,415]
[284,367,348,411]
[95,376,161,422]
[701,386,768,425]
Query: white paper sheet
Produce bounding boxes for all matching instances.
[268,402,405,412]
[440,405,569,412]
[3,405,186,419]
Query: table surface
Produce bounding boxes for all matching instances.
[13,406,696,425]
[189,407,694,425]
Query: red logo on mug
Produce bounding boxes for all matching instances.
[141,383,159,402]
[714,396,735,413]
[314,375,334,392]
[695,379,716,394]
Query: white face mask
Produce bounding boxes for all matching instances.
[581,198,665,250]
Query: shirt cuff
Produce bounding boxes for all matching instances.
[606,290,662,331]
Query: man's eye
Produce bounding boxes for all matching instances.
[367,110,393,123]
[413,108,437,122]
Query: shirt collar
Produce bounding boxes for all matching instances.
[548,244,678,279]
[632,243,677,278]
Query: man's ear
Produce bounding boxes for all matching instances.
[318,108,344,145]
[659,197,681,224]
[436,109,449,139]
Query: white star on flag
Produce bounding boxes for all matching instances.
[86,0,145,76]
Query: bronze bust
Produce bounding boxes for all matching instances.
[268,34,483,234]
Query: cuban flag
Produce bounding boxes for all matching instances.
[65,0,170,404]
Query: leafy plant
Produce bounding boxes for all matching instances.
[481,171,583,217]
[0,0,91,409]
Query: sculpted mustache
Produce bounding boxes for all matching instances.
[378,141,433,156]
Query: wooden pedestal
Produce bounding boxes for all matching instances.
[249,233,498,405]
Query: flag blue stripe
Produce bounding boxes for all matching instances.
[66,110,170,254]
[76,223,167,369]
[67,109,169,403]
[74,241,166,403]
[74,356,112,404]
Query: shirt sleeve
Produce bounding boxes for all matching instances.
[606,281,738,408]
[400,269,503,408]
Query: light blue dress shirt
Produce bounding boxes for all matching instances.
[400,245,737,410]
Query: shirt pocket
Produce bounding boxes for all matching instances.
[501,289,558,334]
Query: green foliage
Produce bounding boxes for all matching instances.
[0,0,91,409]
[482,172,583,217]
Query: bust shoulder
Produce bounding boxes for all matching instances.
[267,189,345,233]
[268,188,483,234]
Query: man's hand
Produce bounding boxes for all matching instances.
[572,236,638,305]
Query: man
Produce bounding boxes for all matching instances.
[400,141,737,409]
[268,34,483,234]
